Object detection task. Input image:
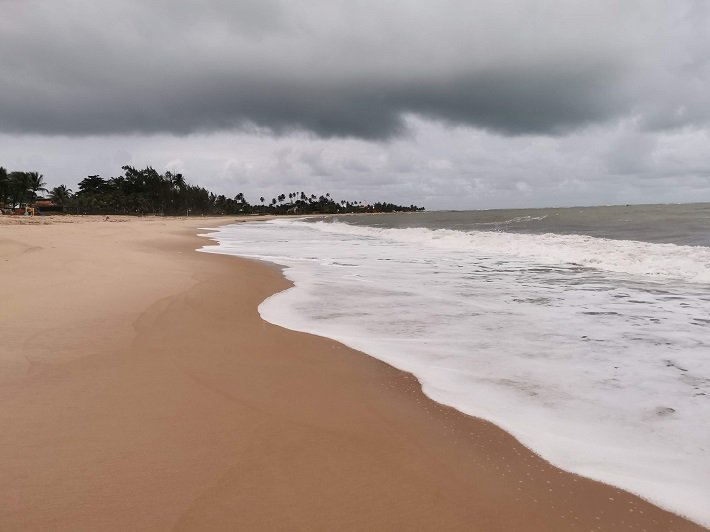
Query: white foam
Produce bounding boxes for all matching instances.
[200,219,710,527]
[302,219,710,284]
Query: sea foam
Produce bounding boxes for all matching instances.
[306,220,710,283]
[200,218,710,527]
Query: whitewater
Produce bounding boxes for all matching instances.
[200,211,710,527]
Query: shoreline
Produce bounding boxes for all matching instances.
[0,215,705,531]
[203,217,710,528]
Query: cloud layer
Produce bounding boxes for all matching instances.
[2,1,709,209]
[3,116,709,210]
[2,1,708,139]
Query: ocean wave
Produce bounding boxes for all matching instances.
[292,220,710,284]
[472,214,548,228]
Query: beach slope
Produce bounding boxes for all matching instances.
[0,216,704,531]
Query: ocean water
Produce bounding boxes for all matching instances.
[199,203,710,527]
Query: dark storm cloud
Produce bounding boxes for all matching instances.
[0,1,706,139]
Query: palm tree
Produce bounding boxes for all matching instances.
[165,172,186,214]
[172,172,186,192]
[0,167,8,207]
[49,185,73,207]
[8,171,30,207]
[27,172,47,202]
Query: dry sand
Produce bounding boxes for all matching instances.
[0,214,705,531]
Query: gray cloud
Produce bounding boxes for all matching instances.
[2,116,709,210]
[2,1,709,211]
[2,0,706,139]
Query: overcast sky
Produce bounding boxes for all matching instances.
[1,0,709,209]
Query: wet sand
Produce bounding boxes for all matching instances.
[0,215,704,531]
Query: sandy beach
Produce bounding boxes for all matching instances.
[0,215,704,531]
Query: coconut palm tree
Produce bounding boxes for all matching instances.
[0,167,8,207]
[27,172,47,202]
[8,171,30,207]
[49,185,73,207]
[172,172,186,192]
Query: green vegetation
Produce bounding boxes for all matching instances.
[0,168,48,208]
[0,165,424,215]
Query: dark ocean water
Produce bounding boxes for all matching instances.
[327,202,710,247]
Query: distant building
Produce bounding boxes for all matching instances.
[34,199,55,209]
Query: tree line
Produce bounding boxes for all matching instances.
[0,168,48,208]
[0,165,424,215]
